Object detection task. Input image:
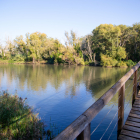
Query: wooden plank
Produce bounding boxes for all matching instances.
[134,101,140,105]
[133,101,140,103]
[133,104,140,107]
[123,125,140,133]
[118,134,139,140]
[132,70,137,105]
[120,129,140,139]
[134,101,140,104]
[127,116,140,123]
[131,107,140,112]
[132,104,140,108]
[130,110,140,115]
[118,84,125,137]
[133,101,140,104]
[125,120,140,128]
[129,113,140,119]
[134,99,140,101]
[136,95,140,98]
[54,115,88,140]
[134,99,140,102]
[77,123,90,140]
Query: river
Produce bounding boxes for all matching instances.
[0,64,133,139]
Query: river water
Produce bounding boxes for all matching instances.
[0,64,134,139]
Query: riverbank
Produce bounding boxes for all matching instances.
[0,59,136,68]
[0,60,47,64]
[0,59,95,65]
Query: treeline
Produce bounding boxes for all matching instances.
[0,23,140,66]
[91,23,140,67]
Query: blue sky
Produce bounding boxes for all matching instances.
[0,0,140,46]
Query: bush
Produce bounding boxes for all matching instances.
[110,59,118,67]
[74,56,85,65]
[0,91,47,139]
[100,54,118,67]
[126,60,136,67]
[84,61,90,65]
[12,54,25,62]
[100,54,111,66]
[116,61,127,67]
[8,60,15,63]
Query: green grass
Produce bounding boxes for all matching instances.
[0,60,9,63]
[0,59,47,64]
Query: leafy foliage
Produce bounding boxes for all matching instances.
[0,23,140,66]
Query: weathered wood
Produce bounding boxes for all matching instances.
[136,95,140,98]
[129,113,140,119]
[125,120,140,127]
[53,62,140,140]
[134,99,140,103]
[77,123,90,140]
[132,104,140,108]
[133,102,140,105]
[131,107,140,111]
[130,110,140,115]
[134,100,140,103]
[119,80,140,140]
[120,129,140,139]
[134,98,140,101]
[123,125,140,133]
[132,70,138,105]
[118,84,125,137]
[53,115,87,140]
[134,99,140,102]
[118,134,139,140]
[127,116,140,123]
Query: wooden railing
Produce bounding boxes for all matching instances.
[54,62,140,140]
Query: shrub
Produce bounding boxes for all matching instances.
[8,60,15,63]
[0,91,46,139]
[126,60,136,67]
[84,61,90,65]
[116,46,126,61]
[12,54,25,62]
[74,56,85,65]
[100,54,111,66]
[116,61,127,67]
[110,59,118,67]
[100,54,118,67]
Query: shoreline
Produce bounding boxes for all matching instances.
[0,61,130,68]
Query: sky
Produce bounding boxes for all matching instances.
[0,0,140,46]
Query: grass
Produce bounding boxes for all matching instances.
[0,91,48,140]
[0,59,47,64]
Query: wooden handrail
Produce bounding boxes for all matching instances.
[54,62,140,140]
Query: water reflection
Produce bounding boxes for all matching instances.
[0,65,128,97]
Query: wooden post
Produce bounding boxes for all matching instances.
[117,84,125,137]
[77,123,91,140]
[132,70,138,105]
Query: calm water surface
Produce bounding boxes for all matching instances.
[0,64,133,139]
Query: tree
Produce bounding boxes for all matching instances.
[116,47,126,61]
[81,35,94,62]
[14,35,26,56]
[25,32,48,63]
